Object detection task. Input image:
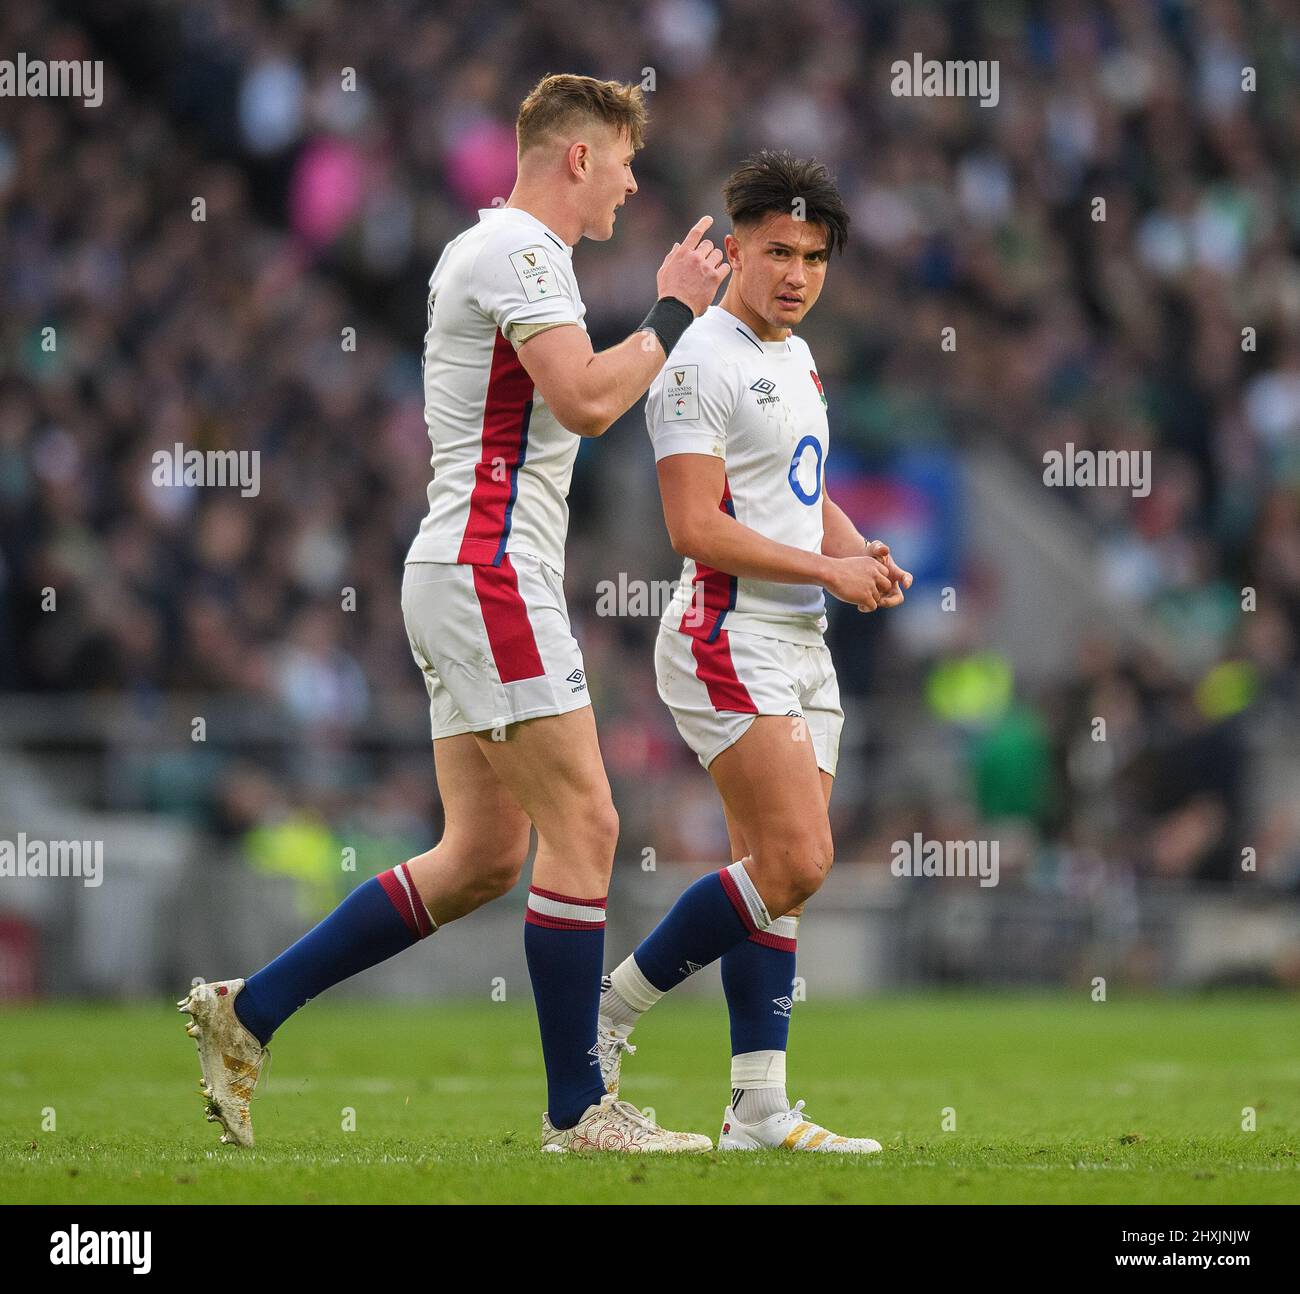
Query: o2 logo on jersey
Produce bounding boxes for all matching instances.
[788,435,823,505]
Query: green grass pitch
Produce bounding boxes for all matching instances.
[2,993,1297,1204]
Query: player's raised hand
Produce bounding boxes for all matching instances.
[657,215,730,316]
[825,554,895,612]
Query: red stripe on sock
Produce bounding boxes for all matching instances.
[525,910,606,930]
[377,866,432,939]
[525,910,605,931]
[528,885,607,908]
[377,868,420,937]
[748,929,797,952]
[717,867,758,934]
[400,862,433,937]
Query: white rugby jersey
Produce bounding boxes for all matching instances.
[406,207,587,574]
[646,305,830,646]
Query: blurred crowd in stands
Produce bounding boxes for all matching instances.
[2,0,1299,903]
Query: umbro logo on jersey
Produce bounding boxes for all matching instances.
[749,377,780,406]
[567,668,587,692]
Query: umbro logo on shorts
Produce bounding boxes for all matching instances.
[567,668,587,693]
[773,995,793,1014]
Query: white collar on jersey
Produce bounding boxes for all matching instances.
[477,205,573,258]
[711,304,794,354]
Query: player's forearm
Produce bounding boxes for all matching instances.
[570,333,671,437]
[821,496,867,558]
[672,509,833,587]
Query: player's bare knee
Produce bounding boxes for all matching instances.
[789,848,832,905]
[566,796,620,862]
[474,859,525,903]
[484,827,532,896]
[443,824,530,904]
[756,831,833,910]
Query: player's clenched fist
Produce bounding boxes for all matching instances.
[657,215,731,316]
[825,554,895,612]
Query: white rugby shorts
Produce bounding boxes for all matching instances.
[401,555,591,739]
[654,622,843,776]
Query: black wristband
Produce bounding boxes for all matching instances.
[638,296,694,357]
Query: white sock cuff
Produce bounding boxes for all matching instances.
[731,1049,787,1089]
[766,914,799,941]
[724,859,772,931]
[610,955,664,1015]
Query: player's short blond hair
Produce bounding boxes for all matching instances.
[516,74,647,157]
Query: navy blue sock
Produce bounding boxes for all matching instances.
[523,885,609,1129]
[722,915,798,1121]
[632,861,768,992]
[234,864,434,1046]
[721,920,797,1055]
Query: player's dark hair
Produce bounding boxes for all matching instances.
[517,73,648,155]
[722,150,849,254]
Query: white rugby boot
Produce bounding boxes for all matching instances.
[177,978,267,1148]
[541,1093,712,1153]
[718,1099,882,1153]
[594,1018,636,1097]
[593,1023,715,1151]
